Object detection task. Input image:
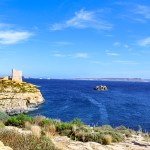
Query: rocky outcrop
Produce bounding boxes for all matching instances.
[94,85,108,91]
[0,80,44,115]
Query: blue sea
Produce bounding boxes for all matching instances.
[25,79,150,132]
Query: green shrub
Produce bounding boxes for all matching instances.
[56,122,72,133]
[70,118,83,126]
[5,114,33,127]
[3,114,138,145]
[107,131,123,142]
[93,125,124,143]
[59,129,72,136]
[39,119,59,127]
[115,126,133,137]
[39,119,50,126]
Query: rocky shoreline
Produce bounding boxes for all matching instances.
[0,80,44,115]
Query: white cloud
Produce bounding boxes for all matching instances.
[133,18,146,23]
[114,60,139,65]
[53,53,66,57]
[106,52,120,56]
[113,42,130,49]
[50,9,112,31]
[53,52,89,59]
[91,61,111,65]
[75,53,89,58]
[138,37,150,46]
[113,42,120,46]
[0,30,33,44]
[105,50,119,56]
[134,5,150,19]
[124,44,129,48]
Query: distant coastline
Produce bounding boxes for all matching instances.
[74,78,149,82]
[23,77,150,82]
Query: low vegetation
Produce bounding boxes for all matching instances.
[0,112,149,149]
[0,129,58,150]
[5,114,33,127]
[0,80,39,93]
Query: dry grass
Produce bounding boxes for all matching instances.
[31,125,41,138]
[103,135,112,145]
[43,124,56,138]
[0,80,39,93]
[24,121,32,130]
[0,121,5,128]
[0,129,58,150]
[33,115,46,125]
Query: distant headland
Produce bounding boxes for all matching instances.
[75,78,149,82]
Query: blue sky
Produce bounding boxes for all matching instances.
[0,0,150,78]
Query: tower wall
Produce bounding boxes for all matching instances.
[12,69,22,82]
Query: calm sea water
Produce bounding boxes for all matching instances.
[25,79,150,132]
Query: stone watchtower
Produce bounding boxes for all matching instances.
[12,69,22,82]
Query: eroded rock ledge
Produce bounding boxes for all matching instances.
[0,80,44,115]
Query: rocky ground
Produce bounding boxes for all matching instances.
[0,141,12,150]
[51,135,150,150]
[1,126,149,150]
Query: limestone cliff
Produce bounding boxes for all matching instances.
[0,80,44,115]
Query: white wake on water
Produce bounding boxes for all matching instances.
[80,93,109,125]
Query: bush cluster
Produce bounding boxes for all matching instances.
[1,113,139,147]
[5,114,33,127]
[0,129,58,150]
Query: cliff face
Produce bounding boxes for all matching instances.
[0,80,44,115]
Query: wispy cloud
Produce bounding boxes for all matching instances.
[115,3,150,23]
[50,41,73,46]
[106,52,120,56]
[114,60,139,65]
[134,5,150,19]
[0,30,33,44]
[0,22,33,45]
[105,50,120,56]
[0,23,13,29]
[104,34,113,37]
[124,44,129,48]
[91,61,111,65]
[50,9,112,31]
[53,52,89,59]
[113,42,129,48]
[138,37,150,46]
[53,53,66,57]
[113,42,120,46]
[75,53,89,58]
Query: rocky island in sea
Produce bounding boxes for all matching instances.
[0,69,44,115]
